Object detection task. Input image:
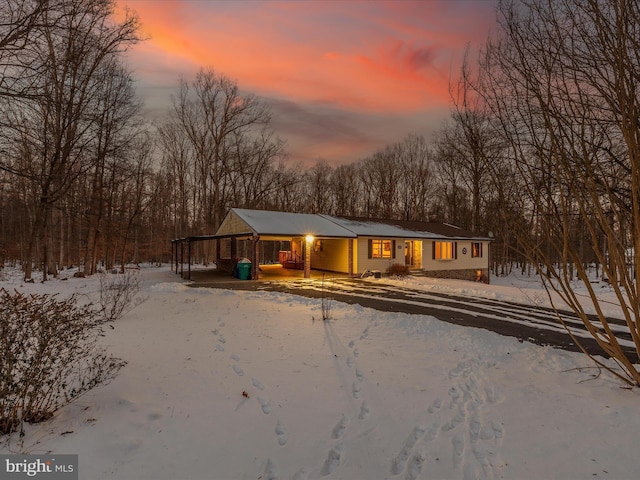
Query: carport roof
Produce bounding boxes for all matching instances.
[231,208,356,237]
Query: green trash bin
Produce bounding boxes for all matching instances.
[236,262,252,280]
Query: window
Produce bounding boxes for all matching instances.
[433,241,457,260]
[471,242,483,258]
[368,239,394,259]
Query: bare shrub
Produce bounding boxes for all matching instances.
[387,263,410,277]
[0,289,125,436]
[320,274,333,321]
[98,269,147,322]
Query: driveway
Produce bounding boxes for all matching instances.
[190,274,638,363]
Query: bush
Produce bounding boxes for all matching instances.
[0,289,125,436]
[98,269,146,322]
[387,263,411,277]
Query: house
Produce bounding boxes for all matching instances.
[191,208,492,283]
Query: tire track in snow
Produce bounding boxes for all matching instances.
[260,278,637,361]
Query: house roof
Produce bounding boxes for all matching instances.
[330,216,491,240]
[223,208,491,241]
[231,208,356,238]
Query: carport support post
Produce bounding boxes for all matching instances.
[180,242,184,277]
[252,236,260,280]
[187,239,191,280]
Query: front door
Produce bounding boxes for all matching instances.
[405,241,414,267]
[405,241,422,268]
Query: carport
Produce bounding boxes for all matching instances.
[171,209,357,281]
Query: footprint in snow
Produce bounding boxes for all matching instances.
[252,377,265,390]
[230,353,240,361]
[469,413,481,444]
[332,414,348,439]
[491,420,504,444]
[390,426,426,475]
[485,385,504,404]
[360,327,369,340]
[471,443,491,468]
[352,382,360,399]
[428,398,442,414]
[257,396,271,414]
[348,340,355,348]
[405,451,426,480]
[264,458,278,480]
[291,467,310,480]
[355,368,364,382]
[359,401,370,420]
[452,432,465,468]
[425,423,440,442]
[321,443,343,476]
[346,356,353,368]
[275,420,288,446]
[215,344,225,352]
[232,364,244,376]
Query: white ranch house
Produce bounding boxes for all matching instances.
[175,208,492,283]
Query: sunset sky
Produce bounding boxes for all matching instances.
[118,0,498,166]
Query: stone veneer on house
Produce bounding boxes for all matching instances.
[420,268,490,284]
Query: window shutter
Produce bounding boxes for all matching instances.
[368,239,372,259]
[432,241,436,259]
[454,242,458,259]
[392,240,396,258]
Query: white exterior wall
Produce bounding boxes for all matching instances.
[355,237,404,274]
[310,238,350,272]
[421,240,490,271]
[217,210,252,236]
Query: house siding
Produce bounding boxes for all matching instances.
[355,237,403,274]
[211,209,492,283]
[421,240,490,283]
[216,211,253,236]
[309,238,350,272]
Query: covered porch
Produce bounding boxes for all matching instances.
[170,234,355,281]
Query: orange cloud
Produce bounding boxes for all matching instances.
[115,0,496,163]
[118,0,494,111]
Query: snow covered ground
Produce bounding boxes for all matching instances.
[1,265,639,480]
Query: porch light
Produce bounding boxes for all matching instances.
[305,235,314,244]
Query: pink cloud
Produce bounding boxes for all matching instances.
[116,0,496,163]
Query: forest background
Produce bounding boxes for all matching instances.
[0,0,638,297]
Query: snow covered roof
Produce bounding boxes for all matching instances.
[223,208,490,240]
[320,215,448,239]
[327,216,492,240]
[230,208,356,237]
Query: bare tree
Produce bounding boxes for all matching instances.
[330,163,362,217]
[359,146,403,219]
[303,159,334,214]
[226,126,287,210]
[157,120,194,239]
[432,123,472,227]
[479,0,640,384]
[170,68,272,233]
[82,59,141,275]
[395,134,436,222]
[0,0,140,281]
